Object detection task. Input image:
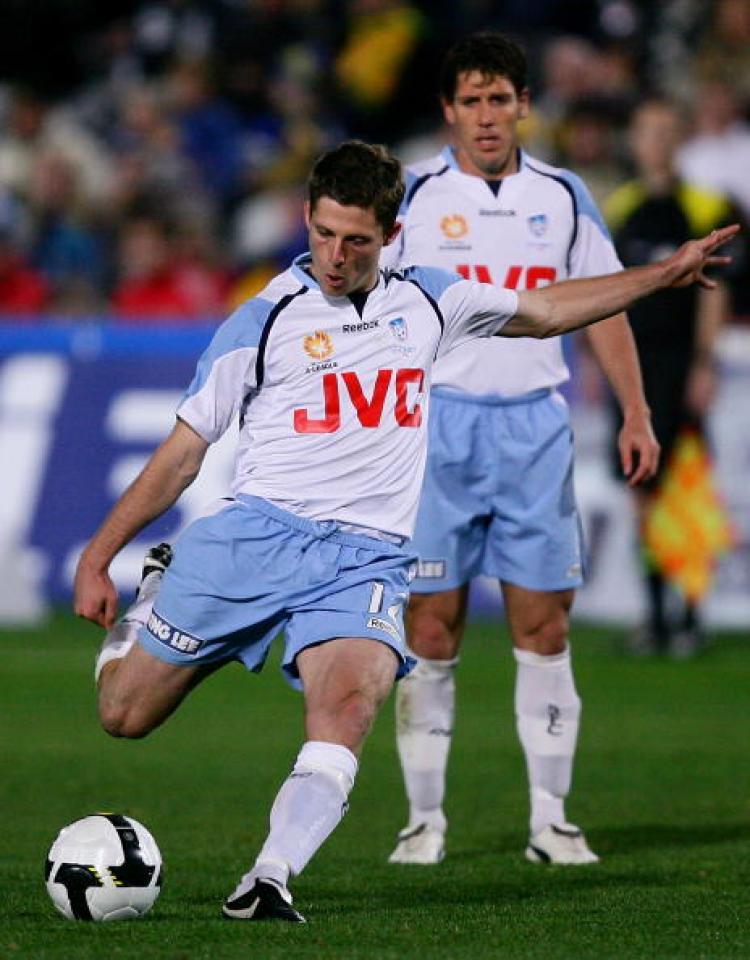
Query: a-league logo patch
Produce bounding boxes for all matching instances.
[527,213,548,237]
[303,330,334,360]
[147,610,204,655]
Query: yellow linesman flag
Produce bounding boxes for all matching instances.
[644,430,734,602]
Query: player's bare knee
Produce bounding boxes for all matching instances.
[308,689,379,749]
[407,608,458,660]
[98,697,153,740]
[515,608,570,656]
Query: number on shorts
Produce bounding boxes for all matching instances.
[368,581,385,614]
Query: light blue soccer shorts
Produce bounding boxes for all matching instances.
[411,387,586,594]
[138,496,416,689]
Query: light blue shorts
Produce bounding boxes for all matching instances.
[411,388,585,593]
[138,496,416,688]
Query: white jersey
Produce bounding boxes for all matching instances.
[177,254,518,539]
[382,147,622,397]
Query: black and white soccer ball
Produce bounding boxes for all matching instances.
[45,813,162,921]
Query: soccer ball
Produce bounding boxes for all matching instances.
[45,813,162,921]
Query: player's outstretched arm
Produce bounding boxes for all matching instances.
[73,419,209,629]
[504,224,740,339]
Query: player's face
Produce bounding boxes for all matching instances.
[443,71,529,179]
[305,197,399,297]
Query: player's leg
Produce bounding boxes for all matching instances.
[223,637,398,922]
[94,541,214,737]
[389,586,468,864]
[97,640,214,739]
[488,391,596,863]
[389,391,486,864]
[501,582,597,864]
[222,510,414,920]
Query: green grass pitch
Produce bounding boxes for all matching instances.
[2,612,749,959]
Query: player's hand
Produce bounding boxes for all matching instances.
[663,224,740,289]
[619,412,660,487]
[73,562,119,629]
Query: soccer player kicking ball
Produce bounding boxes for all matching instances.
[381,32,660,867]
[74,140,736,923]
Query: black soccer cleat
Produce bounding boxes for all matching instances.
[141,543,173,581]
[222,879,306,923]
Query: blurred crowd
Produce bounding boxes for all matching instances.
[1,0,749,323]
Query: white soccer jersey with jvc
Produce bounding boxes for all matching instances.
[177,255,518,538]
[382,147,623,397]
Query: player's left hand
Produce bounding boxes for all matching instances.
[663,224,740,289]
[619,411,660,486]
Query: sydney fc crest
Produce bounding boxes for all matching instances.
[527,214,549,237]
[388,316,415,356]
[389,317,408,341]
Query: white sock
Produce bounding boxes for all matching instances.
[94,570,162,682]
[514,645,581,836]
[395,655,458,833]
[231,741,358,898]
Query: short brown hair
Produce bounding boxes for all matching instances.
[440,32,528,102]
[307,141,404,235]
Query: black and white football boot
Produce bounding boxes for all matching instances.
[222,878,306,923]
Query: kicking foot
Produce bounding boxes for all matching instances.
[222,878,306,923]
[388,823,445,865]
[525,823,599,865]
[140,542,173,582]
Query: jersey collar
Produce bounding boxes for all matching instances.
[291,253,319,289]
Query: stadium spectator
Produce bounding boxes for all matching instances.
[677,80,750,315]
[555,96,628,208]
[382,32,659,869]
[693,0,750,104]
[109,82,208,227]
[528,35,602,157]
[0,190,49,316]
[165,59,248,208]
[26,151,108,315]
[111,214,225,321]
[0,236,49,317]
[72,140,730,922]
[333,0,433,142]
[0,87,113,212]
[605,98,736,658]
[677,81,750,226]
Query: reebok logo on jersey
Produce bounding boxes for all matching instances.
[343,319,380,333]
[147,610,204,655]
[480,208,516,217]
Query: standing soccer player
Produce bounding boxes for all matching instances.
[384,33,661,867]
[74,140,733,921]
